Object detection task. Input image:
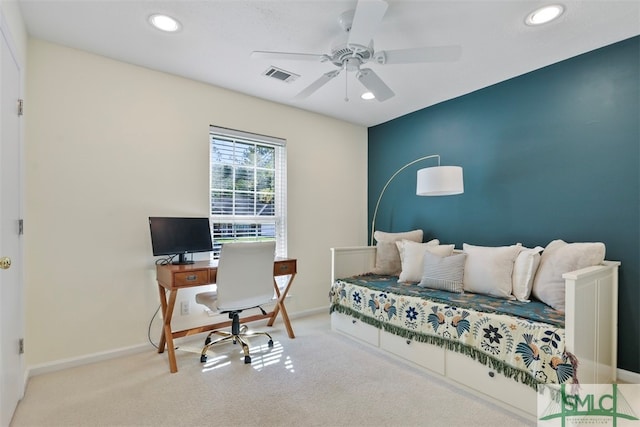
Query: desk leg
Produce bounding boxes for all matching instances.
[161,289,179,373]
[157,284,168,353]
[268,273,296,338]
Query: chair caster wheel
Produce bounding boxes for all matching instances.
[200,355,208,363]
[244,355,251,364]
[204,337,211,345]
[268,339,274,348]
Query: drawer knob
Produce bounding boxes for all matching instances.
[280,265,289,271]
[186,274,197,281]
[488,371,495,378]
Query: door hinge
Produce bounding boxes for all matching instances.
[18,99,24,116]
[18,219,23,235]
[19,338,24,354]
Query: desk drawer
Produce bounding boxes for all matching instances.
[173,270,209,287]
[275,259,296,276]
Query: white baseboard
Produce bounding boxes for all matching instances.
[24,340,640,394]
[288,306,328,319]
[27,320,639,385]
[618,368,640,384]
[27,343,150,378]
[25,308,330,378]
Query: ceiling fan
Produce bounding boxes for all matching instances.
[251,0,461,102]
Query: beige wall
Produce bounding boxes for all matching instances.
[25,39,367,368]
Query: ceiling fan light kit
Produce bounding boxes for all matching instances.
[356,68,394,101]
[251,0,462,103]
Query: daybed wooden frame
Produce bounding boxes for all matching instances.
[330,246,619,418]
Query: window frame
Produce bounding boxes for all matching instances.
[209,126,287,259]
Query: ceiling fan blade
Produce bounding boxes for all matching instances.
[251,50,329,62]
[348,0,388,49]
[294,70,341,100]
[356,68,394,102]
[374,46,462,64]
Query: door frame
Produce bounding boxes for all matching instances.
[0,8,25,427]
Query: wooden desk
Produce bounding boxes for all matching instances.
[156,258,297,373]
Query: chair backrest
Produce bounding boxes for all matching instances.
[215,241,276,312]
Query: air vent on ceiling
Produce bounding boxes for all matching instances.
[262,66,299,83]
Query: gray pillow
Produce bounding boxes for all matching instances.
[372,229,423,275]
[418,252,467,293]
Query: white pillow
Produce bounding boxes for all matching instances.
[462,243,522,299]
[395,238,440,264]
[419,252,467,293]
[532,240,606,312]
[396,239,453,283]
[372,229,423,275]
[512,246,544,302]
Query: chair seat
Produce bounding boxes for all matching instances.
[195,291,218,311]
[194,241,277,364]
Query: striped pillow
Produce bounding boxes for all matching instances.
[418,252,467,293]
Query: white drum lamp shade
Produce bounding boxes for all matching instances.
[370,155,464,245]
[416,166,464,196]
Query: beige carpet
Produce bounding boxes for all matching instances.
[11,313,533,427]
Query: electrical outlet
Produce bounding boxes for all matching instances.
[180,301,189,316]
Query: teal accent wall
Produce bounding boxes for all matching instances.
[368,36,639,374]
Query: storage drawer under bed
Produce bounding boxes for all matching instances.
[331,312,379,347]
[445,350,537,415]
[380,330,445,375]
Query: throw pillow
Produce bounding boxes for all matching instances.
[532,239,606,312]
[418,252,467,293]
[396,239,453,283]
[372,229,423,275]
[512,246,544,302]
[396,237,440,263]
[462,243,522,299]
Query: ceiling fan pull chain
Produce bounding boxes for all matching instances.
[344,67,349,102]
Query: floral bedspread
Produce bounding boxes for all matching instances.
[329,275,577,389]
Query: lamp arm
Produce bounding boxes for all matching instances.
[370,155,440,246]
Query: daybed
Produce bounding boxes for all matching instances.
[329,237,619,418]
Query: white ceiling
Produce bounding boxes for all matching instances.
[18,0,640,127]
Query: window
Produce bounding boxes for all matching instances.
[209,126,287,259]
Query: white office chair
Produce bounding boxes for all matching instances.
[195,241,276,364]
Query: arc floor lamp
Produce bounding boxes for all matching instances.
[370,155,464,246]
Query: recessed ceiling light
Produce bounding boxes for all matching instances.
[149,14,181,32]
[361,92,375,100]
[525,4,564,26]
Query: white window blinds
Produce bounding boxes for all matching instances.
[209,126,287,259]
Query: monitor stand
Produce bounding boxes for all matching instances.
[172,253,194,265]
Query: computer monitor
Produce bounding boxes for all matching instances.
[149,217,214,264]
